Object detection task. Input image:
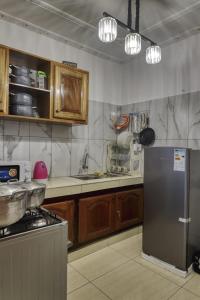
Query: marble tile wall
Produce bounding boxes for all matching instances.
[121,90,200,150]
[1,101,118,178]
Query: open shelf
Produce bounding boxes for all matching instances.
[9,82,50,94]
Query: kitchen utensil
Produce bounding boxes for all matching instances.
[10,65,29,76]
[10,104,33,116]
[32,107,40,118]
[20,181,46,208]
[10,74,31,86]
[30,69,37,87]
[33,161,48,183]
[117,116,133,147]
[139,116,155,146]
[110,111,120,126]
[9,92,33,106]
[114,114,129,130]
[0,182,28,227]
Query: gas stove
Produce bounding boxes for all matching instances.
[0,207,62,239]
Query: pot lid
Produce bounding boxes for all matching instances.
[0,183,27,197]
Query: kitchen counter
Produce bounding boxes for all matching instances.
[45,175,143,198]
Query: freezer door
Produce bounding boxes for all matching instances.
[143,147,189,271]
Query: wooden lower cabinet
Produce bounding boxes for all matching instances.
[43,186,143,247]
[115,188,143,230]
[78,194,115,243]
[43,200,75,243]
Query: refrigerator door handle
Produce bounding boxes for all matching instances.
[178,217,191,223]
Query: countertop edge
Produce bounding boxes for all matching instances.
[45,176,144,198]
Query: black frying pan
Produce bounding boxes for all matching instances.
[139,116,155,146]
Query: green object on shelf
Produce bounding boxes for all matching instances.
[37,71,47,78]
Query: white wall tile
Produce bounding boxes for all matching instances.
[88,140,104,173]
[167,94,189,140]
[51,138,71,177]
[188,91,200,139]
[4,121,29,136]
[88,101,104,140]
[52,124,72,139]
[30,123,52,138]
[71,139,88,176]
[4,136,30,161]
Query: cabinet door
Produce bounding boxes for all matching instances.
[53,63,89,122]
[43,200,74,243]
[0,46,9,113]
[115,188,143,230]
[79,194,115,243]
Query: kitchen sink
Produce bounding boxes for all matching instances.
[71,173,124,180]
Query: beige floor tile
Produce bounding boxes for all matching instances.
[134,256,194,287]
[68,239,108,262]
[68,283,110,300]
[184,274,200,297]
[67,265,88,294]
[169,288,200,300]
[107,227,139,246]
[71,247,129,281]
[109,234,142,259]
[93,260,179,300]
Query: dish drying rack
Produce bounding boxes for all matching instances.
[106,142,143,176]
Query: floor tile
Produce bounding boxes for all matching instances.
[134,256,194,287]
[68,283,110,300]
[107,227,139,246]
[71,247,129,281]
[68,239,108,263]
[184,274,200,297]
[109,234,142,259]
[169,288,200,300]
[93,260,179,300]
[67,265,88,294]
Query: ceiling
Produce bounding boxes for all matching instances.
[0,0,200,62]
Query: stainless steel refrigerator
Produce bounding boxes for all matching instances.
[143,147,200,272]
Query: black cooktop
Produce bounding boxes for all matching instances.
[0,208,62,239]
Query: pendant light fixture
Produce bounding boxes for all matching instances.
[98,17,117,43]
[146,45,161,64]
[98,0,161,64]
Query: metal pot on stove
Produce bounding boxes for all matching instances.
[20,182,46,209]
[0,182,28,227]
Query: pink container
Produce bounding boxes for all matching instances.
[33,161,48,183]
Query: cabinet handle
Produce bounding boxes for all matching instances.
[117,210,121,219]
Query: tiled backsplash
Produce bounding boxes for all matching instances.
[121,90,200,150]
[2,91,199,178]
[0,101,118,178]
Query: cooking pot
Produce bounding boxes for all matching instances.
[20,182,46,208]
[10,92,33,106]
[10,74,31,86]
[10,104,33,116]
[10,65,29,76]
[0,182,28,227]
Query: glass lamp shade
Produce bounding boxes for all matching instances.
[98,17,117,43]
[125,33,141,55]
[146,45,161,64]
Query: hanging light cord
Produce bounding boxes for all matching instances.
[135,0,140,33]
[127,0,132,28]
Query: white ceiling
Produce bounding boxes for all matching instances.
[0,0,200,62]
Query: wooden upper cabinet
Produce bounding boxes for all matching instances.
[78,194,115,243]
[0,46,9,114]
[115,188,143,230]
[53,63,89,123]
